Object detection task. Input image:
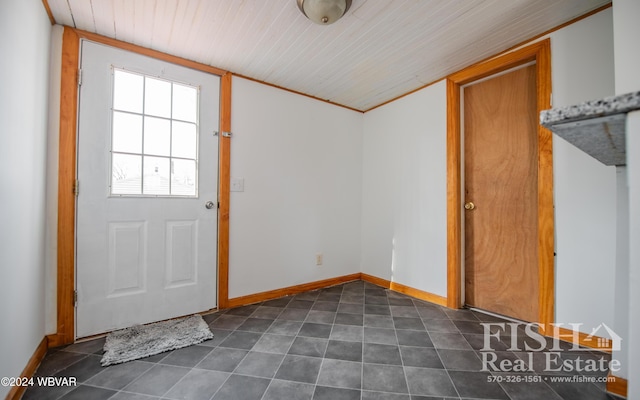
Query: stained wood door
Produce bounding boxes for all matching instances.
[463,64,539,322]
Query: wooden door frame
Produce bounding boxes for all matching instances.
[445,39,555,333]
[49,26,232,347]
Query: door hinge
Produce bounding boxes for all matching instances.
[73,290,78,307]
[222,131,232,138]
[73,180,79,196]
[77,69,82,86]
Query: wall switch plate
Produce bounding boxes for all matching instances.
[230,177,244,192]
[316,253,323,265]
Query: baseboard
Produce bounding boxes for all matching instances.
[226,272,450,310]
[361,273,448,307]
[606,373,628,398]
[46,332,68,348]
[5,336,48,400]
[359,273,390,288]
[390,281,448,307]
[548,326,613,353]
[226,273,362,308]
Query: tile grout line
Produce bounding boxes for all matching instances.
[312,288,339,397]
[25,280,620,400]
[433,306,465,399]
[207,303,276,400]
[359,291,365,400]
[391,294,413,398]
[256,302,295,400]
[89,358,156,398]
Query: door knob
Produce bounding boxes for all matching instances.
[464,202,475,210]
[205,201,216,209]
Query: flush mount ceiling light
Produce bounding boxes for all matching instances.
[297,0,352,25]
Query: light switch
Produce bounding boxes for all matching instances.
[230,177,244,192]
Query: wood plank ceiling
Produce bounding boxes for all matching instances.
[46,0,609,111]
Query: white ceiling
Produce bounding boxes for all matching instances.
[46,0,610,111]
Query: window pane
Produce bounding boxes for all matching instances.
[172,83,198,122]
[144,116,170,156]
[171,159,196,196]
[172,121,197,159]
[113,70,143,113]
[143,156,170,195]
[111,153,142,195]
[145,77,171,118]
[110,69,199,198]
[112,111,142,153]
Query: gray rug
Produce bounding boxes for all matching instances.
[101,314,214,366]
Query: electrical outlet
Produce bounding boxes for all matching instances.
[316,253,323,266]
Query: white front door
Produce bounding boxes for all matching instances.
[76,41,220,338]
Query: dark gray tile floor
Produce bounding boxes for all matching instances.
[23,280,624,400]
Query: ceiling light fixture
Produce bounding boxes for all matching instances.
[297,0,352,25]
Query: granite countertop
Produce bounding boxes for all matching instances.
[540,91,640,166]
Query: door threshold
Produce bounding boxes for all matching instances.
[74,332,108,343]
[76,308,219,342]
[466,306,531,325]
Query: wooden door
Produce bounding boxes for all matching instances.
[463,64,539,322]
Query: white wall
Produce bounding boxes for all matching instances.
[613,0,640,95]
[229,77,363,298]
[0,0,52,397]
[361,81,448,297]
[550,9,615,107]
[45,26,63,335]
[612,0,640,394]
[550,9,617,335]
[358,10,617,309]
[625,110,640,397]
[614,166,629,379]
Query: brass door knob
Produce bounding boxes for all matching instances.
[464,202,475,210]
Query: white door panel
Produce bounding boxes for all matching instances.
[76,41,219,337]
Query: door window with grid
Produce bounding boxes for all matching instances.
[110,68,199,196]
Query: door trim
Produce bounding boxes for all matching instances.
[445,39,554,333]
[49,26,231,346]
[218,72,232,309]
